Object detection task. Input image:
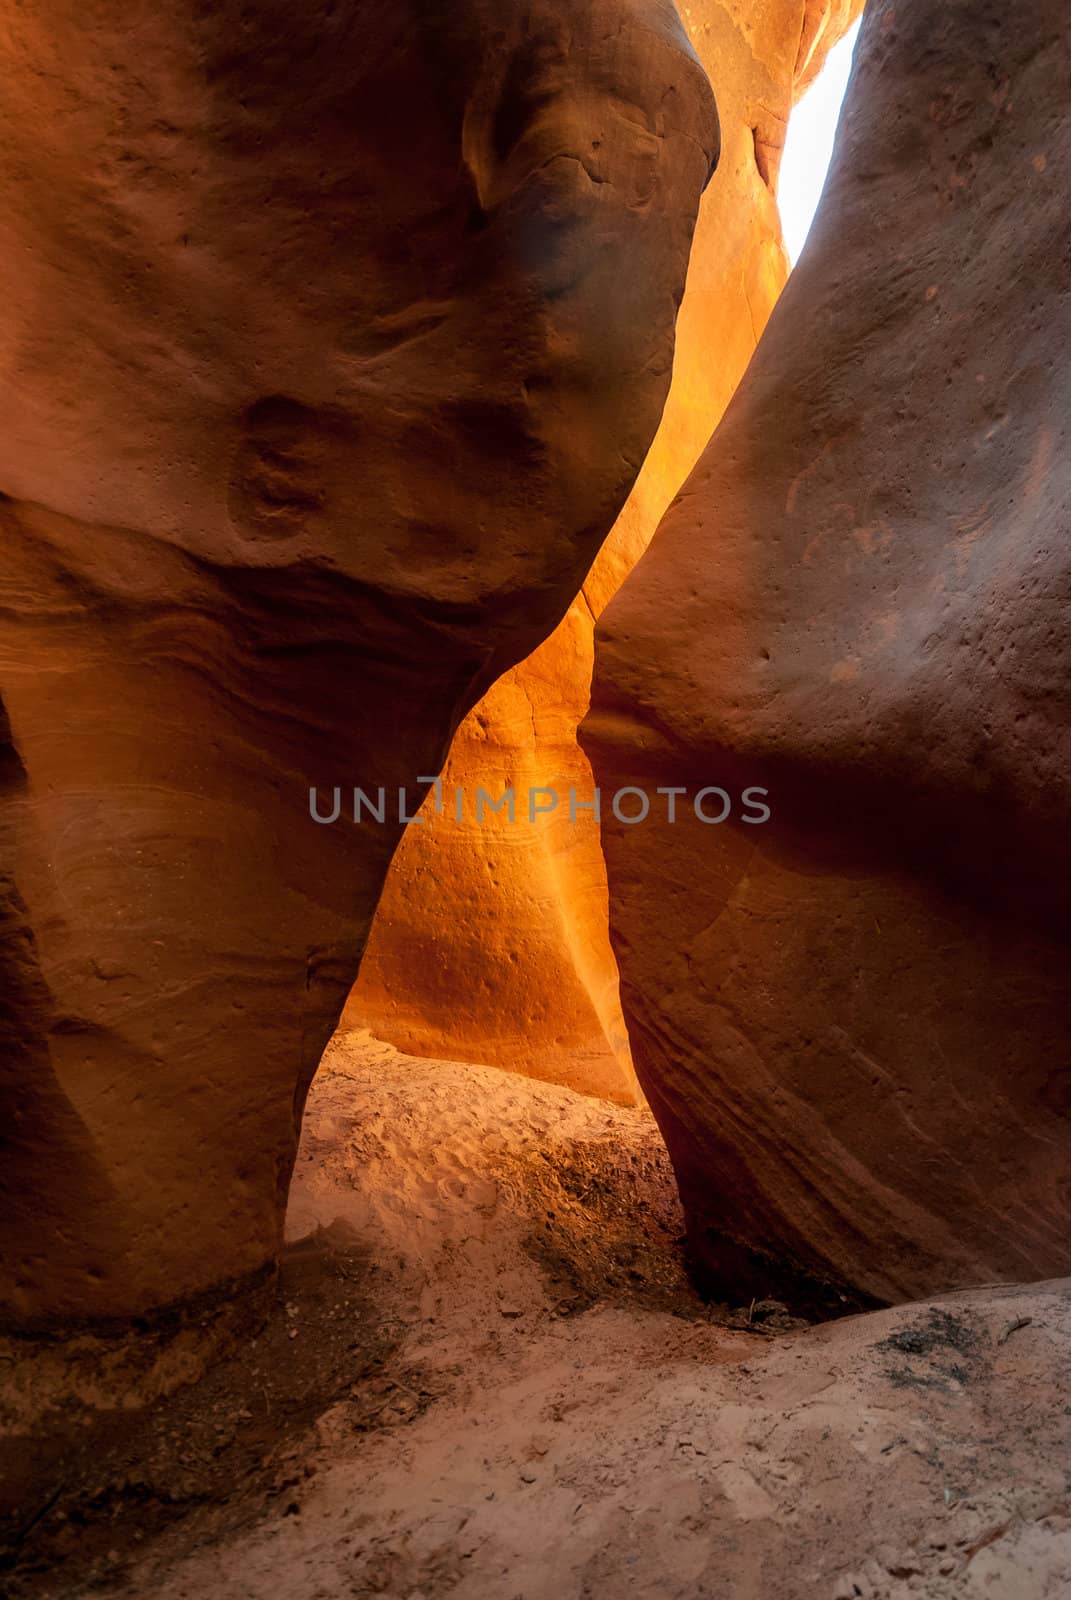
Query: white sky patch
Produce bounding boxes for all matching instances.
[779,20,861,264]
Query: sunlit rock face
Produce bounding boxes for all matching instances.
[583,0,1071,1308]
[344,598,642,1104]
[350,0,862,1101]
[794,0,864,94]
[0,0,716,1326]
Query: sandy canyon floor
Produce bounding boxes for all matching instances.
[5,1030,1071,1599]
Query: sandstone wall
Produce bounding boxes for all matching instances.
[0,0,716,1325]
[583,0,1071,1306]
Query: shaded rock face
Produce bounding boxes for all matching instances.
[0,0,717,1326]
[349,0,861,1100]
[583,0,1071,1308]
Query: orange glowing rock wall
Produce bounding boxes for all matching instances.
[349,0,863,1099]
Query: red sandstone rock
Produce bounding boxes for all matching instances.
[349,0,861,1100]
[584,0,1071,1308]
[0,0,716,1326]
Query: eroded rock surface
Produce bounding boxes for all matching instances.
[0,0,716,1325]
[584,0,1071,1306]
[349,0,861,1099]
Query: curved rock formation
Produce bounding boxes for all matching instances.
[0,0,717,1326]
[583,0,1071,1307]
[345,598,641,1103]
[349,0,861,1099]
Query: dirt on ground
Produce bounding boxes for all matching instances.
[3,1030,1071,1599]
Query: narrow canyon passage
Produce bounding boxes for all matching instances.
[343,3,866,1109]
[2,2,1069,1597]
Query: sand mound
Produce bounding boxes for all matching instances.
[8,1032,1071,1599]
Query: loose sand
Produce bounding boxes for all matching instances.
[7,1030,1071,1598]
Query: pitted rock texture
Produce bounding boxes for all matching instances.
[583,0,1071,1306]
[349,0,861,1099]
[0,0,716,1326]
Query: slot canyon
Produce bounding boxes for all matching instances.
[1,2,1069,1597]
